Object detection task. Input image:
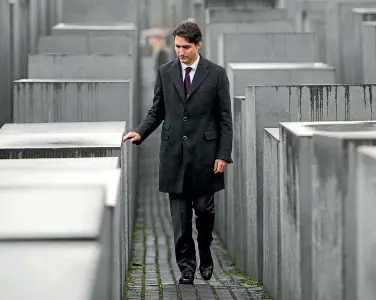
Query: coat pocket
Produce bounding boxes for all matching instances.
[204,130,218,140]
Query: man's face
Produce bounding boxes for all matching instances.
[174,35,201,65]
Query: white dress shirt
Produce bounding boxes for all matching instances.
[181,55,200,83]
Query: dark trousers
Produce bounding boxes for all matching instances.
[169,192,215,273]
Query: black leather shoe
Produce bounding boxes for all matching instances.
[199,265,213,281]
[179,270,194,284]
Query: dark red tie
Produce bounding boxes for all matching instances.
[184,67,192,96]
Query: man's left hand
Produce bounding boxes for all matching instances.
[214,159,228,173]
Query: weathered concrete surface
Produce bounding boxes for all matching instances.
[0,121,127,134]
[57,0,137,23]
[294,0,326,62]
[227,63,336,101]
[263,128,280,300]
[0,169,121,300]
[218,32,319,68]
[38,36,132,54]
[13,80,131,123]
[326,1,376,83]
[205,7,293,63]
[356,146,376,300]
[0,0,12,127]
[244,86,376,300]
[28,54,133,79]
[362,21,376,83]
[52,23,136,37]
[351,8,376,83]
[280,120,376,300]
[311,126,376,300]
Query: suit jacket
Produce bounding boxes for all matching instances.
[135,55,233,196]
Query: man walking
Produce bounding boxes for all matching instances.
[123,20,233,284]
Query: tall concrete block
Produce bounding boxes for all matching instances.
[11,0,31,79]
[311,125,376,300]
[356,146,376,300]
[57,0,137,23]
[244,85,376,299]
[362,21,376,83]
[28,54,133,79]
[263,128,281,300]
[205,7,293,63]
[280,120,376,300]
[218,32,319,68]
[52,23,136,37]
[295,1,326,62]
[192,0,205,56]
[13,80,131,123]
[38,36,132,54]
[351,8,376,83]
[0,180,110,300]
[227,63,336,101]
[326,1,376,83]
[0,0,12,126]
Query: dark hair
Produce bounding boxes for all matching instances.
[172,20,202,45]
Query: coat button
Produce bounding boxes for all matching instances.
[183,117,187,121]
[183,135,187,140]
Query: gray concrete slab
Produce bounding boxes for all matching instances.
[362,21,376,83]
[294,0,327,62]
[226,66,335,280]
[263,128,280,300]
[279,120,376,300]
[204,7,293,63]
[243,85,376,300]
[218,32,319,68]
[350,8,376,84]
[57,0,137,23]
[38,36,132,54]
[311,126,376,300]
[0,121,127,134]
[355,146,376,300]
[13,80,131,123]
[0,0,12,126]
[28,54,133,79]
[0,169,121,300]
[52,23,136,37]
[325,1,376,83]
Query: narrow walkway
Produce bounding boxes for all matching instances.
[124,57,270,300]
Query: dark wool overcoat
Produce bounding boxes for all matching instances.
[135,56,233,196]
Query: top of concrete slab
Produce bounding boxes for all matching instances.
[0,132,123,148]
[265,128,280,140]
[352,8,376,14]
[280,121,376,136]
[206,7,287,23]
[14,79,130,83]
[313,129,376,139]
[357,146,376,159]
[0,121,126,134]
[53,23,136,31]
[0,169,120,208]
[0,157,119,169]
[228,62,334,70]
[363,20,376,27]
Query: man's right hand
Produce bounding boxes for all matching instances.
[123,132,141,143]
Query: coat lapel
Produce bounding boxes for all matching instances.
[168,59,185,101]
[187,58,210,100]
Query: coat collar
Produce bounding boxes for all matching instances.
[168,54,210,101]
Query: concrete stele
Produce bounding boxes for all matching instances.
[218,32,319,68]
[355,146,376,300]
[13,80,131,123]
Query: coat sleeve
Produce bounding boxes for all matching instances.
[134,67,165,145]
[215,68,233,163]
